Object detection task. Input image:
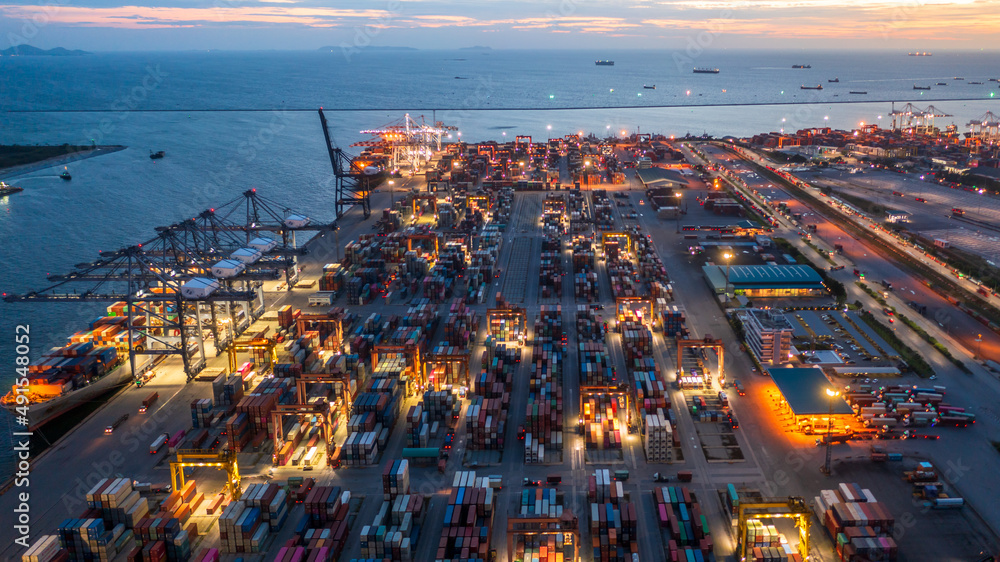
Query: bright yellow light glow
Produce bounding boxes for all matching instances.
[826,388,840,397]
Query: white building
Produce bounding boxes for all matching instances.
[739,309,794,365]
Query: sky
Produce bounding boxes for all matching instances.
[0,0,998,51]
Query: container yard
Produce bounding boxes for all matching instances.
[6,130,1000,562]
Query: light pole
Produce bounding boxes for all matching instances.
[675,192,683,233]
[976,333,983,360]
[723,252,733,304]
[388,180,395,208]
[822,388,840,476]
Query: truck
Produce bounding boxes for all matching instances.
[105,413,129,434]
[614,469,630,481]
[952,208,965,216]
[834,244,844,254]
[139,391,158,413]
[880,280,893,291]
[149,433,169,454]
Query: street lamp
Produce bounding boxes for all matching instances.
[723,252,733,304]
[976,333,983,360]
[388,180,395,207]
[822,388,840,476]
[675,192,683,233]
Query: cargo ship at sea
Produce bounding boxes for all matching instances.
[2,310,154,431]
[693,67,720,74]
[0,181,23,196]
[595,60,614,66]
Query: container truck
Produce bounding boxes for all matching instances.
[149,433,169,454]
[105,413,129,434]
[139,391,158,413]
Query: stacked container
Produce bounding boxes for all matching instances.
[653,486,713,556]
[525,344,564,463]
[466,395,508,450]
[435,471,494,562]
[383,460,411,500]
[359,494,426,561]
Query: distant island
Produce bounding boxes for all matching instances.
[0,45,90,56]
[318,46,417,52]
[460,46,493,51]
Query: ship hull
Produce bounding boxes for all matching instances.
[6,356,151,432]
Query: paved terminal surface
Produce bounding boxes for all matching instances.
[3,146,1000,562]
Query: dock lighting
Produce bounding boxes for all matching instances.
[822,388,841,475]
[824,116,829,120]
[549,94,555,99]
[547,125,552,130]
[686,90,691,96]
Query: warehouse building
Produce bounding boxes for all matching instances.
[636,167,689,190]
[702,264,827,298]
[738,309,794,365]
[765,367,854,433]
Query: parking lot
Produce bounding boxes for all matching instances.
[787,309,902,368]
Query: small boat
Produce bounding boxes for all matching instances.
[849,91,868,94]
[59,167,71,180]
[936,82,947,86]
[643,85,656,89]
[0,181,24,196]
[954,77,964,80]
[692,67,720,74]
[149,150,165,159]
[801,84,823,90]
[913,85,931,90]
[990,78,999,82]
[595,60,614,66]
[792,64,811,69]
[828,78,839,83]
[969,81,984,85]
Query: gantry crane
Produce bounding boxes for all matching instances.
[3,243,256,381]
[734,494,811,561]
[601,231,632,252]
[271,401,336,466]
[407,231,441,258]
[411,193,438,215]
[357,113,455,171]
[677,335,725,385]
[615,296,653,324]
[296,309,346,352]
[320,108,387,220]
[372,344,424,394]
[424,347,471,389]
[170,449,241,501]
[227,335,278,375]
[506,512,579,562]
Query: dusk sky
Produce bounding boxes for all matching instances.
[1,0,998,51]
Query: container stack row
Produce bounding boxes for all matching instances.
[359,494,427,561]
[643,410,673,462]
[434,471,495,562]
[589,469,637,562]
[525,343,564,463]
[653,486,713,558]
[275,487,353,561]
[466,395,508,450]
[814,483,897,562]
[383,459,411,501]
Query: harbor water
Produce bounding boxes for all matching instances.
[0,49,998,469]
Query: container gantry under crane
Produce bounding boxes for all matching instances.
[357,113,456,172]
[319,108,387,220]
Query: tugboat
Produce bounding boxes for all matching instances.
[801,84,823,90]
[0,181,24,196]
[59,167,72,180]
[149,150,165,159]
[828,77,839,83]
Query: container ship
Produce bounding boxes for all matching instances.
[2,305,155,431]
[692,67,719,74]
[595,60,614,66]
[801,84,823,90]
[908,52,932,56]
[0,181,24,196]
[792,64,811,69]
